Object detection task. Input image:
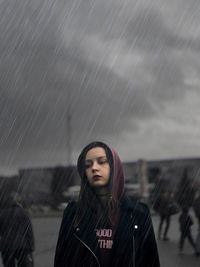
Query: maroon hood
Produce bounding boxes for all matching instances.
[77,141,124,203]
[109,147,124,202]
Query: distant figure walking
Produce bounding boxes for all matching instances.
[193,191,200,228]
[193,191,200,256]
[178,206,196,254]
[0,196,35,267]
[156,190,172,241]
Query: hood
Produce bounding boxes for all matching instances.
[77,141,124,203]
[110,147,125,202]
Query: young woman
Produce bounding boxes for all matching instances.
[54,141,160,267]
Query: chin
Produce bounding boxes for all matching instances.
[92,182,105,187]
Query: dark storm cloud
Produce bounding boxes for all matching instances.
[66,1,189,103]
[1,0,200,172]
[125,7,200,53]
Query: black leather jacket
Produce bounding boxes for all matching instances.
[54,196,160,267]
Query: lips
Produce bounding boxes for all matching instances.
[92,175,102,181]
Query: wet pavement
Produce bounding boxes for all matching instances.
[0,213,199,267]
[153,213,200,267]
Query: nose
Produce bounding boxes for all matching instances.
[91,160,99,172]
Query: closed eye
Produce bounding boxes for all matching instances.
[85,157,108,168]
[97,158,108,164]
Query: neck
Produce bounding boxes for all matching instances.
[93,186,111,206]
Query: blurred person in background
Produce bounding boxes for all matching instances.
[54,141,160,267]
[193,190,200,228]
[193,190,200,256]
[155,190,172,241]
[0,194,34,267]
[178,206,197,255]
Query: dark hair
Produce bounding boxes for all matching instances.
[75,141,114,227]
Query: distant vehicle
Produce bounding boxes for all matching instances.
[61,183,155,202]
[57,202,68,211]
[124,183,155,200]
[62,185,80,202]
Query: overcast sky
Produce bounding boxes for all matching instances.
[1,0,200,175]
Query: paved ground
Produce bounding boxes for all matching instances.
[0,213,199,266]
[153,213,200,267]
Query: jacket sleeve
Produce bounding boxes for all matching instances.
[138,205,160,267]
[54,202,76,267]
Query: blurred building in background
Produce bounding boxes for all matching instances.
[0,157,200,209]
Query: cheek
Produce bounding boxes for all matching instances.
[106,175,110,183]
[106,167,111,178]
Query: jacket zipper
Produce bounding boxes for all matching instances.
[132,236,135,267]
[74,233,101,267]
[131,211,136,267]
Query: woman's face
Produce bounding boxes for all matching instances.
[85,147,110,187]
